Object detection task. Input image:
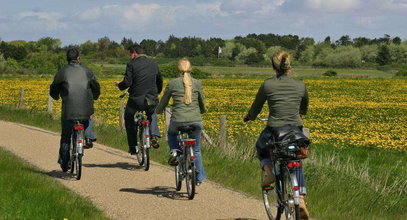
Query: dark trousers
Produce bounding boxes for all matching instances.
[58,119,89,166]
[124,101,160,149]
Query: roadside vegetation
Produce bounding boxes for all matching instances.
[0,146,110,220]
[1,104,405,220]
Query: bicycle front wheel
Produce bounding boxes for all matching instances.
[262,182,282,220]
[185,147,196,200]
[262,172,282,220]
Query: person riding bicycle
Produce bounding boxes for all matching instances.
[243,51,310,219]
[115,45,163,155]
[50,48,101,172]
[155,58,207,185]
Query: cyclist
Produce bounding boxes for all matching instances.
[243,51,310,219]
[115,45,163,155]
[156,58,207,185]
[50,48,100,172]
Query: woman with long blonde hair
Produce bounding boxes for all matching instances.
[156,58,207,184]
[243,51,310,219]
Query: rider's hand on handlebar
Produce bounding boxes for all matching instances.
[114,81,120,87]
[243,114,250,122]
[300,115,305,119]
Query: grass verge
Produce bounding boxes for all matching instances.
[0,147,110,220]
[1,105,406,220]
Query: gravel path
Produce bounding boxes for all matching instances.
[0,120,268,220]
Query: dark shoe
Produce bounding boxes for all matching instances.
[261,164,275,188]
[168,150,179,166]
[60,162,71,173]
[61,164,68,172]
[151,137,160,149]
[84,138,93,149]
[299,195,310,219]
[128,146,139,155]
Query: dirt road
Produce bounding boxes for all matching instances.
[0,120,268,220]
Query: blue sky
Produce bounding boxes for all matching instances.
[0,0,406,45]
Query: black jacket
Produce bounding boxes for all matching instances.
[50,60,101,120]
[118,55,163,109]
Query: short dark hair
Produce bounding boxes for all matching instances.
[127,44,144,54]
[66,48,80,62]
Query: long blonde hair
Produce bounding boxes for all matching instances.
[272,51,292,75]
[178,58,193,104]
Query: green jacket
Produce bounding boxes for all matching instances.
[156,77,206,122]
[247,74,308,127]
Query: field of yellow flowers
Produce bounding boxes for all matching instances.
[0,77,406,151]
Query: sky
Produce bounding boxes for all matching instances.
[0,0,406,45]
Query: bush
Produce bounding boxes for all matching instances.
[395,68,407,77]
[159,64,210,79]
[323,70,337,77]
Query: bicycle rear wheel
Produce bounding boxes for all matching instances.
[76,154,82,180]
[283,169,299,220]
[70,136,75,174]
[143,146,150,171]
[175,162,182,191]
[136,126,144,166]
[185,147,196,200]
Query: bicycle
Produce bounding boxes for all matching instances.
[69,121,87,180]
[173,125,197,200]
[119,92,151,171]
[257,118,310,220]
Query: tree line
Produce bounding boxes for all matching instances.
[0,33,406,75]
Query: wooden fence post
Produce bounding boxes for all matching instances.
[165,107,171,140]
[219,115,227,149]
[18,88,25,109]
[303,127,310,138]
[119,100,125,129]
[47,95,57,119]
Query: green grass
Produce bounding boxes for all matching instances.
[200,66,395,79]
[1,105,406,220]
[0,148,110,220]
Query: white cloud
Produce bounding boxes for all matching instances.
[305,0,361,11]
[15,11,67,31]
[76,7,102,21]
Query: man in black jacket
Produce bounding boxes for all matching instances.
[50,48,100,172]
[115,45,163,155]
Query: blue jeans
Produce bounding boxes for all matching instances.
[85,119,96,140]
[256,127,307,194]
[58,119,89,167]
[167,121,206,183]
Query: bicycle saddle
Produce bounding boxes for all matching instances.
[178,125,196,133]
[272,125,310,146]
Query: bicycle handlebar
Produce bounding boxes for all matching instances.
[119,92,129,98]
[257,117,268,121]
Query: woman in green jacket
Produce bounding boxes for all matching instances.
[156,58,207,184]
[243,51,310,219]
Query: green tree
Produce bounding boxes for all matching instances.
[98,36,112,51]
[392,37,402,45]
[37,37,61,51]
[140,39,158,56]
[360,45,378,63]
[376,45,391,65]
